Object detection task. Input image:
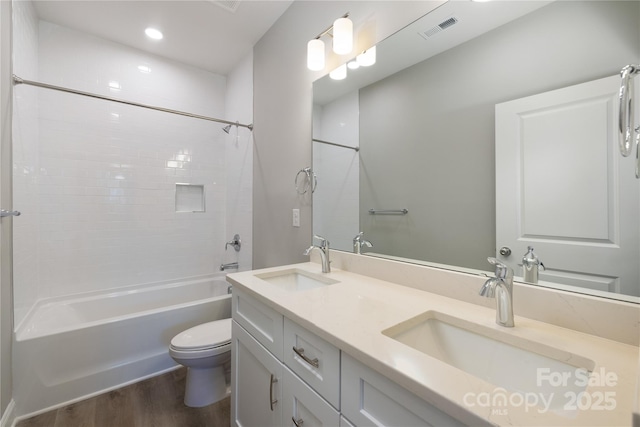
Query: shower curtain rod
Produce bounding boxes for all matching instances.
[312,138,359,152]
[12,75,253,131]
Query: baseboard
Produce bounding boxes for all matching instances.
[0,400,15,427]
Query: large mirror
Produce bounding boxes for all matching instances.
[312,0,640,302]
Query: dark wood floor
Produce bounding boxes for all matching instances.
[16,368,231,427]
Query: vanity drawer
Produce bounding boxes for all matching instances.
[232,287,284,360]
[341,353,466,427]
[284,317,340,409]
[282,366,340,427]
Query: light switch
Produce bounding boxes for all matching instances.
[293,209,300,227]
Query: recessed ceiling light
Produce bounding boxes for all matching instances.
[145,28,163,40]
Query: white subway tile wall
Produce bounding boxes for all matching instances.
[12,0,40,325]
[13,18,235,326]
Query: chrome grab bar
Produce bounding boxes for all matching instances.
[292,346,319,368]
[619,64,640,178]
[0,210,20,218]
[312,138,359,152]
[269,374,278,411]
[368,208,408,215]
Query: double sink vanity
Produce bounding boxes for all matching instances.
[227,251,639,426]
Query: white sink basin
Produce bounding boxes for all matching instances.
[383,311,595,414]
[255,268,339,291]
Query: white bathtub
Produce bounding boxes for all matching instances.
[13,274,232,418]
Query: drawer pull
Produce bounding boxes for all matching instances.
[269,374,278,411]
[292,346,319,368]
[292,417,304,427]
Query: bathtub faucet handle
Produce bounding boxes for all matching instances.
[225,234,241,252]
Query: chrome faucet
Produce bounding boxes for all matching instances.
[304,235,331,273]
[480,257,515,327]
[353,232,373,254]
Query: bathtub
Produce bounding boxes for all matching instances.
[13,274,232,418]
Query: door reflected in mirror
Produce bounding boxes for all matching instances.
[312,0,640,301]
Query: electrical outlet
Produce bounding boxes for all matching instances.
[292,208,300,227]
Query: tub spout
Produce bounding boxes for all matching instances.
[220,262,238,271]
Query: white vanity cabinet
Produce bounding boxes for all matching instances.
[232,287,341,427]
[341,354,466,427]
[283,317,340,408]
[232,286,466,427]
[232,321,283,427]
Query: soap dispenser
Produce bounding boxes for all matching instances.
[522,246,545,284]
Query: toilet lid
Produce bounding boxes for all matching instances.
[171,318,232,351]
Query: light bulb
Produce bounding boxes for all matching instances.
[356,46,376,67]
[329,64,347,80]
[145,28,163,40]
[332,17,353,55]
[307,39,325,71]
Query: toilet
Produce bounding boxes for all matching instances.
[169,318,232,407]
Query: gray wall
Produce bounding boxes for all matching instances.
[359,1,640,271]
[252,1,445,268]
[0,0,13,416]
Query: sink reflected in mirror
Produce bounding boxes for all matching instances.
[255,268,339,291]
[383,311,595,414]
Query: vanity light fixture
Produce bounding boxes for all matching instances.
[329,63,347,80]
[145,27,163,40]
[347,61,360,70]
[307,12,353,71]
[356,46,376,67]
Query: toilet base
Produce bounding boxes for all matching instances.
[184,365,229,407]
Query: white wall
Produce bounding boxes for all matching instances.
[253,1,445,268]
[0,0,13,419]
[312,91,359,251]
[12,19,230,326]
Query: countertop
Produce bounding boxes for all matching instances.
[227,262,639,427]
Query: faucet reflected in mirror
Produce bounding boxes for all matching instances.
[352,232,372,254]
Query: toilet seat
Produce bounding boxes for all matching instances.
[170,318,232,352]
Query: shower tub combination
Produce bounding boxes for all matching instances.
[13,274,232,418]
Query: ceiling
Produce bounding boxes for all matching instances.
[32,0,293,75]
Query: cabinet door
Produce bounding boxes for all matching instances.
[340,415,356,427]
[341,354,466,427]
[282,366,340,427]
[232,320,282,427]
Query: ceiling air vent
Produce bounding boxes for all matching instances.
[209,0,241,13]
[419,16,459,39]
